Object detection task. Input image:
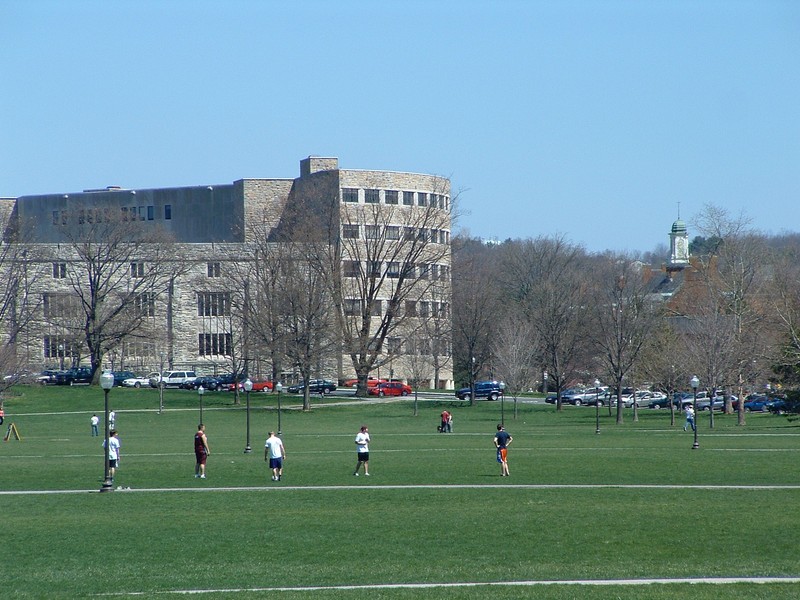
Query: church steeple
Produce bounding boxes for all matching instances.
[668,208,689,270]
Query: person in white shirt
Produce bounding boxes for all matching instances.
[264,431,285,481]
[684,405,696,432]
[103,430,121,481]
[353,425,370,477]
[90,414,100,437]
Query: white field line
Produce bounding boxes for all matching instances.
[95,576,800,596]
[3,483,800,495]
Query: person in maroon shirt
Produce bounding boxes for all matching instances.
[194,424,210,479]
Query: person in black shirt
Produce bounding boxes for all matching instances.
[493,424,513,477]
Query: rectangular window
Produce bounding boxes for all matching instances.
[418,263,429,280]
[207,262,221,278]
[344,299,362,316]
[342,224,359,239]
[403,262,416,279]
[367,260,382,277]
[52,263,67,279]
[343,260,361,278]
[52,210,59,225]
[385,190,398,205]
[343,188,359,203]
[197,292,231,316]
[370,300,383,316]
[165,204,172,220]
[403,191,414,206]
[198,333,232,357]
[365,189,380,203]
[404,227,416,241]
[386,261,400,277]
[405,300,417,317]
[387,337,403,355]
[386,225,400,240]
[134,292,156,317]
[131,262,145,278]
[365,225,380,239]
[138,206,145,221]
[430,264,439,280]
[417,192,428,207]
[147,206,155,221]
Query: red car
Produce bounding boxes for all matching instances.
[369,382,412,397]
[343,377,386,388]
[228,380,274,392]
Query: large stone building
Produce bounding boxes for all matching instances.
[2,156,453,388]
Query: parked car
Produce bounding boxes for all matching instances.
[215,373,247,388]
[369,381,412,397]
[343,376,385,388]
[545,388,582,404]
[150,370,197,388]
[184,375,222,391]
[619,390,651,408]
[288,379,338,394]
[743,396,773,412]
[36,369,63,385]
[123,373,160,388]
[696,394,734,411]
[55,367,93,385]
[228,380,274,392]
[111,371,138,387]
[455,380,504,401]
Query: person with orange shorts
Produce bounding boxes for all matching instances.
[493,424,513,477]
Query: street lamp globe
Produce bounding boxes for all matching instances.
[243,379,253,393]
[100,371,114,390]
[690,376,700,390]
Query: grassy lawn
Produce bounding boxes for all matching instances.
[1,385,799,598]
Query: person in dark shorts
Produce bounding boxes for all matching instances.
[353,425,370,476]
[493,424,512,477]
[264,431,285,481]
[194,424,210,479]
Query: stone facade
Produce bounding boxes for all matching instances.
[4,157,453,388]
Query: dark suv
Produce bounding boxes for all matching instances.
[56,367,93,385]
[455,380,504,401]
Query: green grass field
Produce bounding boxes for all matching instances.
[1,385,799,598]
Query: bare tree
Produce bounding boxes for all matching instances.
[45,204,181,384]
[492,315,538,420]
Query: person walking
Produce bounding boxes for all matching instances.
[103,430,121,481]
[109,410,116,431]
[353,425,370,476]
[440,410,450,433]
[684,405,696,432]
[90,414,100,437]
[194,424,210,479]
[493,424,513,477]
[264,431,285,481]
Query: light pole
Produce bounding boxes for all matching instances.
[58,344,65,371]
[691,375,700,450]
[470,356,476,405]
[499,381,506,426]
[100,371,114,492]
[198,385,205,424]
[594,378,601,434]
[542,370,548,395]
[158,352,165,415]
[243,378,253,453]
[275,382,283,435]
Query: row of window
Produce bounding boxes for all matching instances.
[343,299,450,319]
[51,262,222,279]
[341,224,450,245]
[342,260,450,281]
[51,205,173,226]
[385,336,451,357]
[342,188,449,210]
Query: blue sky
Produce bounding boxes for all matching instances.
[2,0,798,253]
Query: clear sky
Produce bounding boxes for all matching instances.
[2,0,798,254]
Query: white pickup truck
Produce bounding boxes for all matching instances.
[150,370,197,388]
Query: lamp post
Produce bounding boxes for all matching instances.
[594,378,601,434]
[499,381,506,426]
[470,356,476,405]
[198,386,205,424]
[158,352,165,415]
[275,382,283,435]
[243,378,253,453]
[542,370,548,395]
[691,375,700,450]
[100,371,115,492]
[58,344,65,371]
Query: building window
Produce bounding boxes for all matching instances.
[52,210,59,225]
[370,300,383,316]
[164,204,172,220]
[131,262,145,278]
[342,224,359,239]
[197,292,231,316]
[404,300,417,317]
[43,293,78,318]
[343,188,359,203]
[365,225,380,239]
[417,192,428,207]
[404,227,416,241]
[52,263,67,279]
[386,226,400,240]
[134,292,155,317]
[367,260,382,277]
[419,301,430,318]
[387,337,403,355]
[343,260,361,278]
[430,264,439,280]
[386,261,400,278]
[403,191,414,206]
[147,206,155,221]
[344,299,362,316]
[385,190,398,205]
[207,262,221,278]
[199,333,232,357]
[418,263,429,280]
[365,189,380,204]
[403,262,416,279]
[138,206,146,221]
